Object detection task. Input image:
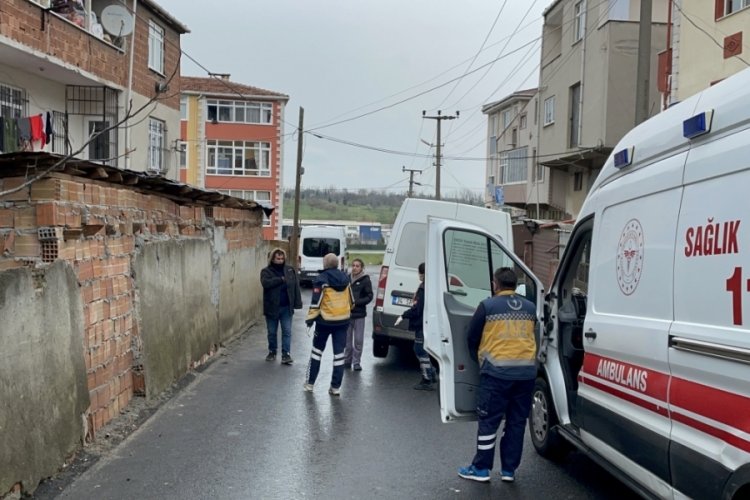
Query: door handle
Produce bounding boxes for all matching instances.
[584,330,597,340]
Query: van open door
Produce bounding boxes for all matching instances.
[424,217,544,423]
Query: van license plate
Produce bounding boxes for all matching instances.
[392,296,413,307]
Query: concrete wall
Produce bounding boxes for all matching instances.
[0,262,88,494]
[217,244,268,344]
[134,239,218,399]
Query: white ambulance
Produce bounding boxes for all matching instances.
[424,67,750,499]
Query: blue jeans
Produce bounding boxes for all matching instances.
[266,307,292,354]
[306,323,348,389]
[471,375,534,472]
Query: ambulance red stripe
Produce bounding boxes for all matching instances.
[580,353,750,453]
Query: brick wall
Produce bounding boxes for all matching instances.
[0,173,262,434]
[0,0,181,110]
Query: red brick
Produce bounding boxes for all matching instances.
[14,233,40,257]
[0,178,29,202]
[15,207,36,229]
[0,209,13,227]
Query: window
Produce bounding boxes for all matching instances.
[303,238,341,257]
[206,100,273,124]
[0,83,26,119]
[148,118,166,172]
[218,190,272,225]
[148,21,165,74]
[569,83,581,147]
[501,146,528,184]
[395,222,426,268]
[574,1,585,42]
[573,171,583,191]
[543,96,555,126]
[502,109,512,130]
[725,0,750,15]
[86,120,110,161]
[531,148,545,183]
[178,141,187,168]
[180,97,187,120]
[442,228,536,309]
[206,140,271,176]
[511,127,518,147]
[519,114,527,130]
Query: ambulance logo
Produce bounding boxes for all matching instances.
[616,219,644,296]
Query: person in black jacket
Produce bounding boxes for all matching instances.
[397,262,436,390]
[260,248,302,364]
[344,258,373,371]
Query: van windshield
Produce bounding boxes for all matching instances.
[302,238,341,257]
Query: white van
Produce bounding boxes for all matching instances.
[423,67,750,499]
[372,198,512,358]
[297,225,347,286]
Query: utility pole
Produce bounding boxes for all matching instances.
[402,166,423,198]
[422,110,458,200]
[635,0,652,126]
[290,107,304,267]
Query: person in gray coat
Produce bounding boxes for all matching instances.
[260,248,302,364]
[345,258,373,371]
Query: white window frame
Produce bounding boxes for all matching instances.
[0,82,26,120]
[206,140,271,176]
[725,0,750,15]
[543,96,555,126]
[148,118,166,172]
[501,147,528,184]
[148,20,165,75]
[218,189,272,226]
[84,118,111,161]
[573,1,585,43]
[501,109,512,130]
[206,100,273,125]
[178,140,188,169]
[180,97,188,120]
[519,113,527,130]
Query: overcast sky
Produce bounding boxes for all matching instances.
[158,0,548,197]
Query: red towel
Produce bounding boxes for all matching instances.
[30,114,45,148]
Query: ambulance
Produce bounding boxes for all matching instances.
[423,66,750,499]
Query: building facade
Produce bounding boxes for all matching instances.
[482,88,567,220]
[0,0,188,178]
[536,0,668,218]
[661,0,750,106]
[180,75,289,240]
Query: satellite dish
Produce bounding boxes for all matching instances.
[101,4,134,37]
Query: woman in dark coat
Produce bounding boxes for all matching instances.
[344,258,373,371]
[260,248,302,364]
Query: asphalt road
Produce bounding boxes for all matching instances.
[54,282,639,500]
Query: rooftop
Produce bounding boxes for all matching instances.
[181,76,289,101]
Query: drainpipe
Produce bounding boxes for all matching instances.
[577,0,587,149]
[124,0,138,170]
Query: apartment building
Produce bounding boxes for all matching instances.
[180,75,289,240]
[536,0,668,218]
[482,88,568,220]
[661,0,750,106]
[0,0,187,178]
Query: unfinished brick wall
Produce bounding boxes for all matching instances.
[0,173,262,434]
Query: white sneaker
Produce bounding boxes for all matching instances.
[328,386,340,396]
[303,383,314,392]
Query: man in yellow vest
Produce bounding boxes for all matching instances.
[304,253,354,396]
[458,267,538,483]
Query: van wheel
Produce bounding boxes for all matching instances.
[373,339,389,358]
[529,377,568,459]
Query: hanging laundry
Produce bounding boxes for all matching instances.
[30,114,45,148]
[45,112,53,144]
[3,117,18,153]
[16,117,31,141]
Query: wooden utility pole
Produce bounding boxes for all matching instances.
[635,0,652,125]
[402,166,422,197]
[290,107,304,267]
[422,110,458,200]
